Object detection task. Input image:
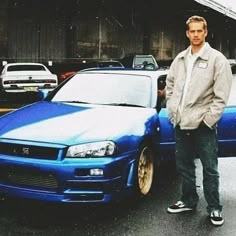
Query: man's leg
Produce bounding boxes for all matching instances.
[194,126,222,213]
[194,125,224,226]
[175,128,199,208]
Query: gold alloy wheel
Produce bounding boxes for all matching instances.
[138,146,154,195]
[0,108,16,112]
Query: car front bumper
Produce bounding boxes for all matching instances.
[0,151,138,203]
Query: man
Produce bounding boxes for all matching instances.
[165,15,232,226]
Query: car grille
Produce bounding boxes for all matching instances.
[0,142,59,160]
[0,165,58,191]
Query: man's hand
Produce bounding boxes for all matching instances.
[158,89,166,97]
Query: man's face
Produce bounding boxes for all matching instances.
[186,21,208,47]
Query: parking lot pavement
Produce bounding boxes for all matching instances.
[0,94,32,115]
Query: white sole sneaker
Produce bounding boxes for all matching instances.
[167,201,194,213]
[167,206,194,213]
[210,210,224,226]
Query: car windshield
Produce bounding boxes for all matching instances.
[7,65,46,71]
[51,73,152,107]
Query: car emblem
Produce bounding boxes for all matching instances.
[22,147,30,155]
[29,76,32,80]
[12,148,17,154]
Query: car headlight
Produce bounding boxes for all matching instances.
[66,141,116,158]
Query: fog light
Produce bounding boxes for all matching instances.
[90,169,104,176]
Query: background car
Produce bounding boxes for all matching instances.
[58,60,124,83]
[120,54,159,70]
[0,62,58,93]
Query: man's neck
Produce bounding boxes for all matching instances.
[191,42,205,54]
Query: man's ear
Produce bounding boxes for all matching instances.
[186,30,189,39]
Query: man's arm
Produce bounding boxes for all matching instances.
[165,62,175,102]
[203,57,233,127]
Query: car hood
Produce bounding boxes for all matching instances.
[0,101,157,145]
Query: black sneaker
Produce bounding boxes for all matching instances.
[209,210,224,226]
[167,201,194,213]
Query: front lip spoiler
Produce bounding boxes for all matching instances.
[0,184,133,203]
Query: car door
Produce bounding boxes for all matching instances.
[157,108,175,161]
[156,74,175,160]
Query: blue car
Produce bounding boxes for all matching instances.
[0,69,235,203]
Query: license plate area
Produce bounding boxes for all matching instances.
[24,86,38,92]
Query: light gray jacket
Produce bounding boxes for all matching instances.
[166,43,232,129]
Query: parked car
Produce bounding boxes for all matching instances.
[0,68,235,204]
[58,71,77,82]
[58,60,124,83]
[120,54,159,70]
[0,62,58,93]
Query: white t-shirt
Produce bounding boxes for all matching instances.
[179,43,207,114]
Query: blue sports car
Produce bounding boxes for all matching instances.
[0,69,235,203]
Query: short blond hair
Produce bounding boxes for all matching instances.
[186,15,207,30]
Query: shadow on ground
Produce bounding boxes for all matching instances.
[0,162,179,232]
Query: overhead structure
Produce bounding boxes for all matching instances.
[194,0,236,20]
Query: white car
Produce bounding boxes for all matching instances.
[0,62,58,93]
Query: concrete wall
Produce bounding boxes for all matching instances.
[0,0,235,66]
[0,0,8,59]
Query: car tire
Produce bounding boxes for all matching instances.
[135,143,155,197]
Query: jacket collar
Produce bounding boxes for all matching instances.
[178,42,211,61]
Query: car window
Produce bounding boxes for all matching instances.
[158,75,166,90]
[134,57,154,65]
[7,65,46,71]
[51,73,152,107]
[120,56,133,66]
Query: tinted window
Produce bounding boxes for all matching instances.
[7,65,46,71]
[158,75,166,90]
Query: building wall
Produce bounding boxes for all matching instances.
[0,0,8,59]
[0,0,235,66]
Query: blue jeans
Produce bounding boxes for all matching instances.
[175,125,222,213]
